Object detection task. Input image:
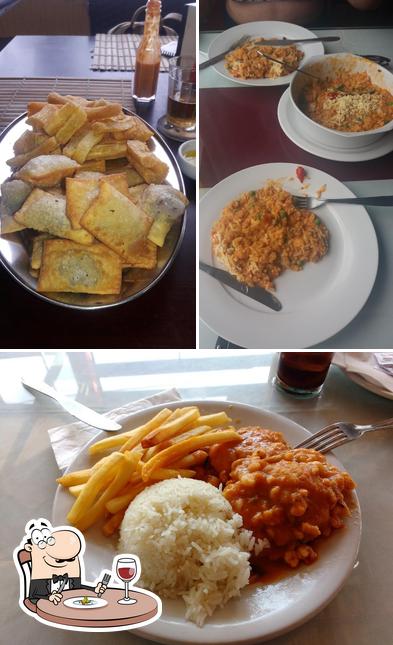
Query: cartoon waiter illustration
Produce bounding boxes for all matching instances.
[14,518,161,632]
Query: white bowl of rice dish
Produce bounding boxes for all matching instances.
[289,53,393,149]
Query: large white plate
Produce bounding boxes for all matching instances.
[207,22,324,87]
[278,88,393,162]
[52,400,361,645]
[199,163,378,348]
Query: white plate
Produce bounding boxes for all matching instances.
[63,596,108,609]
[278,88,393,162]
[52,400,361,645]
[208,22,324,87]
[199,163,378,348]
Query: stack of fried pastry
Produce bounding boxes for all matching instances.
[0,93,188,297]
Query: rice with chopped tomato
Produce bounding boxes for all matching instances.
[302,71,393,132]
[225,38,304,80]
[211,182,329,292]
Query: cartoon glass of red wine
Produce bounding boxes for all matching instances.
[116,557,138,605]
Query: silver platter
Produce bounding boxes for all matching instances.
[0,109,187,310]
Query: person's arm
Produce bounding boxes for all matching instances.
[226,1,324,26]
[346,0,383,9]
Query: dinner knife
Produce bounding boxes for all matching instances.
[252,36,340,47]
[21,377,122,432]
[200,36,340,70]
[199,262,282,311]
[199,35,249,70]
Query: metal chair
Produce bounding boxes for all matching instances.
[108,3,182,36]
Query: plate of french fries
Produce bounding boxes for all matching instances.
[52,400,361,644]
[0,93,188,309]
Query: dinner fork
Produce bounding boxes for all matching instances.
[292,194,393,209]
[294,417,393,453]
[97,572,111,597]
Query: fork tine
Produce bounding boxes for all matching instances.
[305,429,347,453]
[317,436,352,454]
[295,423,341,448]
[292,196,309,209]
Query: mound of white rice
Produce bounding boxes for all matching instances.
[119,478,255,626]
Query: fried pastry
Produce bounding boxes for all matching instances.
[86,142,127,161]
[126,140,169,184]
[16,154,79,187]
[93,115,152,142]
[76,160,106,174]
[7,136,59,169]
[1,179,32,213]
[14,188,93,244]
[26,102,76,136]
[81,182,153,262]
[31,233,53,270]
[55,104,87,145]
[66,172,129,229]
[13,130,48,155]
[38,239,122,294]
[0,202,26,234]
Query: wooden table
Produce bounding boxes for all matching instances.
[37,588,159,629]
[0,36,196,349]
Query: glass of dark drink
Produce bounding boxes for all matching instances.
[116,557,137,604]
[157,56,196,141]
[275,352,334,397]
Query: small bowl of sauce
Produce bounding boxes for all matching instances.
[178,140,196,180]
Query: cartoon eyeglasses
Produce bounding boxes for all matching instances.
[31,529,56,549]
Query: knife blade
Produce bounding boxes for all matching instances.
[252,36,340,47]
[21,377,122,432]
[200,262,282,311]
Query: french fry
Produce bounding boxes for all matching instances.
[141,407,200,448]
[171,450,208,469]
[105,482,146,515]
[102,510,125,537]
[141,429,241,482]
[69,484,84,497]
[67,451,123,524]
[148,468,195,481]
[117,409,178,453]
[168,425,211,445]
[89,407,172,455]
[73,452,137,531]
[187,411,232,430]
[57,468,92,487]
[141,442,171,461]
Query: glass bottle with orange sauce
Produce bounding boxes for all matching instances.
[133,0,161,102]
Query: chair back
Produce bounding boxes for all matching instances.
[108,4,181,36]
[16,549,36,613]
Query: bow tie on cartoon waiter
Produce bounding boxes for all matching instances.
[24,519,107,605]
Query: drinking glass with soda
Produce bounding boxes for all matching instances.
[275,352,334,397]
[157,56,196,141]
